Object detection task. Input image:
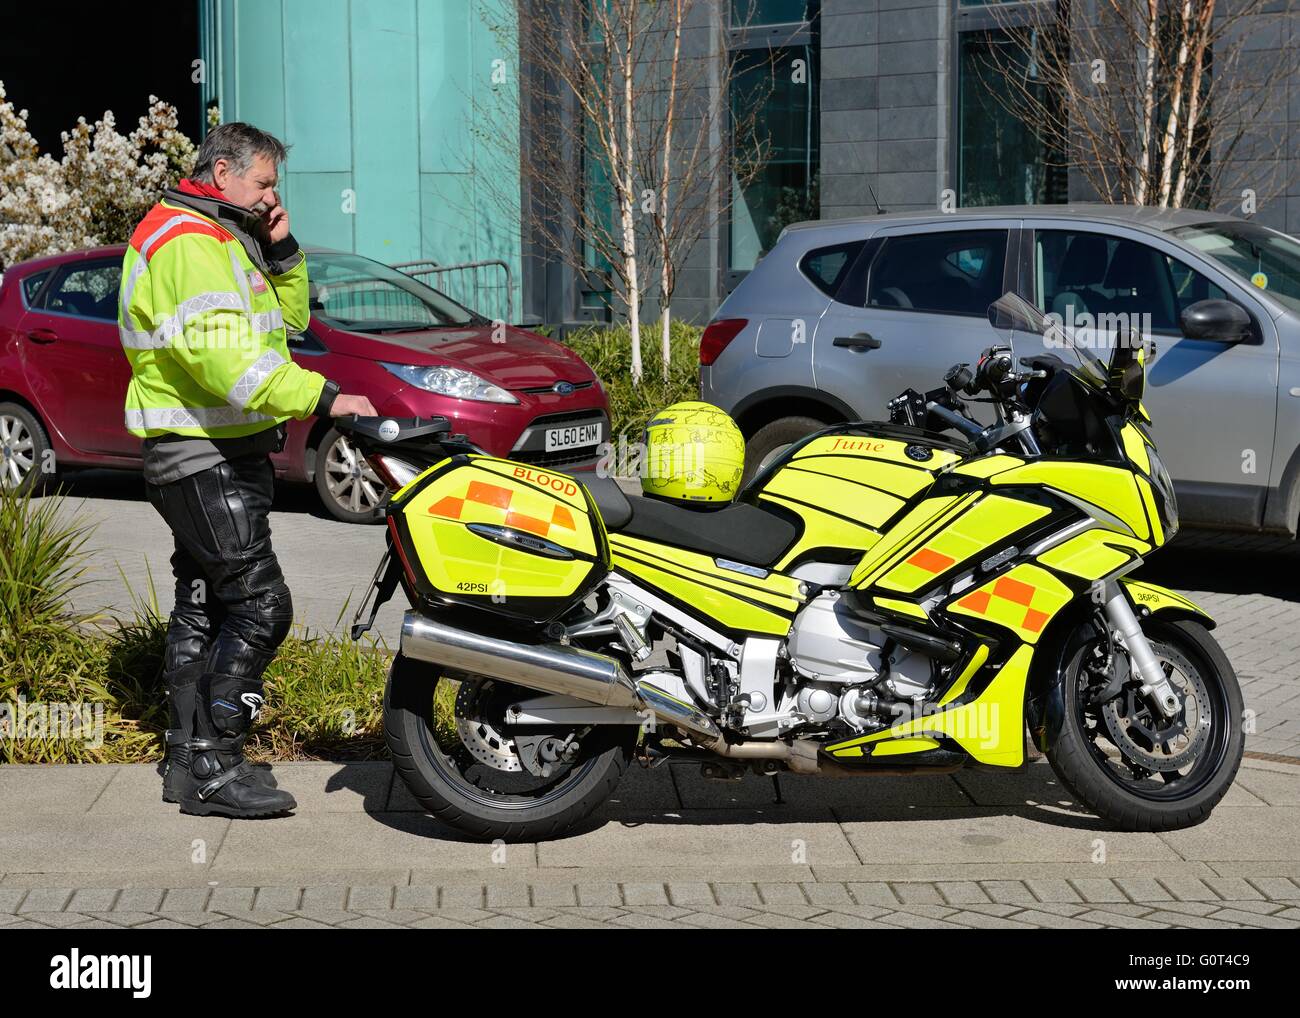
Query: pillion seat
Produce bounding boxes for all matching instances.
[581,474,796,568]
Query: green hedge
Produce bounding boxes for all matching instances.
[0,486,392,765]
[558,321,703,441]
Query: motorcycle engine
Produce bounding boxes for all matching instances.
[788,591,936,730]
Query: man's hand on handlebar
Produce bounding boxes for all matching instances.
[331,394,378,417]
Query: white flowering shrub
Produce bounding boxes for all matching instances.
[0,81,196,267]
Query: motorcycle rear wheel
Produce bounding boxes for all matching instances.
[383,651,637,841]
[1046,618,1244,832]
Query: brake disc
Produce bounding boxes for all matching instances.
[454,681,522,772]
[1099,647,1209,773]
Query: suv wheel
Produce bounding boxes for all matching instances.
[314,426,387,523]
[742,415,826,487]
[0,402,54,494]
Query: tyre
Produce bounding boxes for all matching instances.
[742,415,826,487]
[314,426,386,523]
[1045,618,1244,832]
[0,401,54,494]
[383,651,637,841]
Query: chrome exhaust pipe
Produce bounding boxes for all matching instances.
[401,611,641,708]
[401,612,726,739]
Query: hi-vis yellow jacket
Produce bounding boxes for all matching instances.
[118,197,327,438]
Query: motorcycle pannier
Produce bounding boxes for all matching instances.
[388,456,610,623]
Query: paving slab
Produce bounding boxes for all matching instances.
[211,811,538,875]
[1233,766,1300,806]
[535,813,861,869]
[0,812,225,874]
[839,809,1180,865]
[1157,806,1300,862]
[0,764,119,814]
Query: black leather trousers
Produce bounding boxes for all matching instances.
[145,454,293,745]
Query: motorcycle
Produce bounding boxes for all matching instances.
[340,292,1244,841]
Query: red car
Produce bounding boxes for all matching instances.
[0,245,609,521]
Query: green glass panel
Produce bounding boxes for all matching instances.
[731,0,813,26]
[957,29,1067,207]
[730,45,819,271]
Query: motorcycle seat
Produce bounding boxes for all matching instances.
[582,475,796,567]
[582,474,634,530]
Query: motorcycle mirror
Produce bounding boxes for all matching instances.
[987,292,1051,337]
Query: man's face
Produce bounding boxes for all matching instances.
[212,153,279,214]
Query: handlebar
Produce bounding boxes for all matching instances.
[924,400,985,441]
[333,414,452,443]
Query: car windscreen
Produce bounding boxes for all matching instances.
[1170,221,1300,314]
[305,252,483,332]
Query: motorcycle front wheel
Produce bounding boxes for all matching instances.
[383,651,637,841]
[1045,618,1244,831]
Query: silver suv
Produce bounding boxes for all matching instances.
[702,205,1300,536]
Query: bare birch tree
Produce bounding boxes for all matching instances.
[469,0,772,384]
[974,0,1296,210]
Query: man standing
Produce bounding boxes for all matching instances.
[119,123,375,817]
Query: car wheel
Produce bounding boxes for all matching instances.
[0,402,54,494]
[742,415,826,487]
[314,426,387,523]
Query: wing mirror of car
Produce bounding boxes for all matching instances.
[1179,299,1252,343]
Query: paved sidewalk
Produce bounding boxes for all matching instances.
[2,757,1298,929]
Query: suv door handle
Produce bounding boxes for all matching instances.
[26,328,58,344]
[833,332,881,351]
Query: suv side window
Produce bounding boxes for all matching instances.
[42,262,122,321]
[1164,254,1229,318]
[1035,229,1228,335]
[866,230,1008,316]
[800,241,866,299]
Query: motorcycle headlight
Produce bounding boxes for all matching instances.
[1146,447,1178,540]
[381,363,518,404]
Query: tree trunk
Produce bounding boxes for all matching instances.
[1157,0,1195,207]
[622,7,642,385]
[659,0,682,382]
[1133,0,1160,205]
[1172,0,1215,208]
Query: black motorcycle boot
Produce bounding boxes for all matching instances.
[161,662,201,804]
[176,672,296,818]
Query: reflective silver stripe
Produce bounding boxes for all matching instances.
[124,406,275,430]
[227,349,286,409]
[119,291,247,350]
[251,308,284,332]
[123,296,281,351]
[229,247,252,310]
[120,212,219,337]
[156,292,248,347]
[119,257,149,332]
[119,322,155,350]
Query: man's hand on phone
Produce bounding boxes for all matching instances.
[261,203,291,244]
[331,394,378,418]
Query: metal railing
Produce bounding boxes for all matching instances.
[315,277,444,325]
[393,259,514,324]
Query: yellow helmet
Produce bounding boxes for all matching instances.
[641,401,745,506]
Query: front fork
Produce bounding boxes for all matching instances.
[1102,580,1181,719]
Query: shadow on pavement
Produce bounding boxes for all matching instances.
[1136,530,1300,602]
[341,757,1129,844]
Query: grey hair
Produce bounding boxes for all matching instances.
[192,122,289,182]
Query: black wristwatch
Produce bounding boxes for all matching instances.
[313,378,341,418]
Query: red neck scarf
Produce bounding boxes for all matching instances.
[176,177,231,203]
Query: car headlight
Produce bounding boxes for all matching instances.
[1146,447,1179,540]
[381,363,518,404]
